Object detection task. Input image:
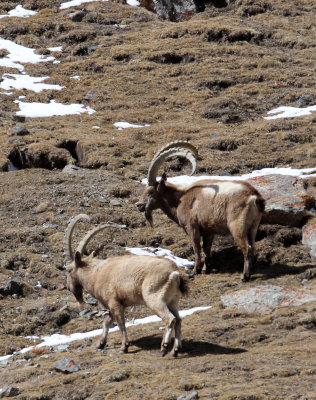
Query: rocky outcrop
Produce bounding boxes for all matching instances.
[141,0,228,22]
[248,174,315,227]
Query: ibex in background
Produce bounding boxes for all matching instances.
[136,141,265,281]
[64,214,189,357]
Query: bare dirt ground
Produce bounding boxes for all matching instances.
[0,0,316,399]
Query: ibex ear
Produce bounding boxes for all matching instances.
[74,251,82,268]
[157,173,167,194]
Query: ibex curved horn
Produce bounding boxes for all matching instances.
[65,214,90,261]
[76,223,126,256]
[152,141,198,162]
[148,142,198,186]
[65,214,126,261]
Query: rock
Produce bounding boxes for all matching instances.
[302,223,316,259]
[86,295,98,306]
[248,174,316,226]
[8,125,30,136]
[66,10,86,22]
[4,280,24,296]
[53,345,70,353]
[54,357,80,373]
[12,115,26,123]
[177,392,199,400]
[297,94,312,107]
[34,201,50,214]
[221,285,316,314]
[62,164,85,175]
[0,386,19,398]
[151,0,199,21]
[0,279,35,297]
[83,90,98,100]
[110,199,121,207]
[79,309,99,319]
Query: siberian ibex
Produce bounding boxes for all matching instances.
[136,141,265,281]
[64,214,189,357]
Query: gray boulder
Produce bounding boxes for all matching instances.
[248,174,315,227]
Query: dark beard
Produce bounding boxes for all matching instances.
[145,209,154,227]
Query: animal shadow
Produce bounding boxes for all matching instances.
[130,335,246,357]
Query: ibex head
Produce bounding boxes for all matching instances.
[64,214,125,303]
[136,141,198,226]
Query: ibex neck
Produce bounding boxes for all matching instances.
[77,262,99,296]
[160,184,184,224]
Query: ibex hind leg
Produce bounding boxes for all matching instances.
[154,305,177,357]
[229,224,253,282]
[168,304,182,358]
[202,234,215,274]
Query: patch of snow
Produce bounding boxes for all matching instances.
[127,0,140,5]
[14,99,95,117]
[0,5,37,19]
[93,126,100,129]
[141,167,316,186]
[0,306,211,361]
[126,246,194,269]
[0,38,55,72]
[221,285,316,314]
[60,0,108,10]
[264,105,316,120]
[0,74,64,93]
[70,75,80,80]
[114,121,150,130]
[48,46,62,52]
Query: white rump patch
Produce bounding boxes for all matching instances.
[202,181,243,197]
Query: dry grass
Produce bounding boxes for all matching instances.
[0,0,316,398]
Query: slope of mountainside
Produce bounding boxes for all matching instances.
[0,0,315,399]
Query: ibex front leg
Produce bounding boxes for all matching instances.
[96,311,114,349]
[110,302,129,354]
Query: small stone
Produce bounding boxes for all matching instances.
[42,222,58,229]
[110,199,121,207]
[177,392,199,400]
[297,94,312,108]
[8,125,30,136]
[53,345,69,353]
[34,201,50,214]
[86,296,98,306]
[83,90,98,100]
[54,357,80,373]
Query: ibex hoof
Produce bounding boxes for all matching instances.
[171,349,178,358]
[242,274,250,282]
[201,268,210,275]
[161,344,169,357]
[96,340,106,350]
[119,348,128,355]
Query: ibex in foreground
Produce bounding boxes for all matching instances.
[65,214,189,356]
[136,141,265,281]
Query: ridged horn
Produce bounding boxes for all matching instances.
[65,214,90,261]
[147,144,198,186]
[76,223,127,256]
[152,141,198,162]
